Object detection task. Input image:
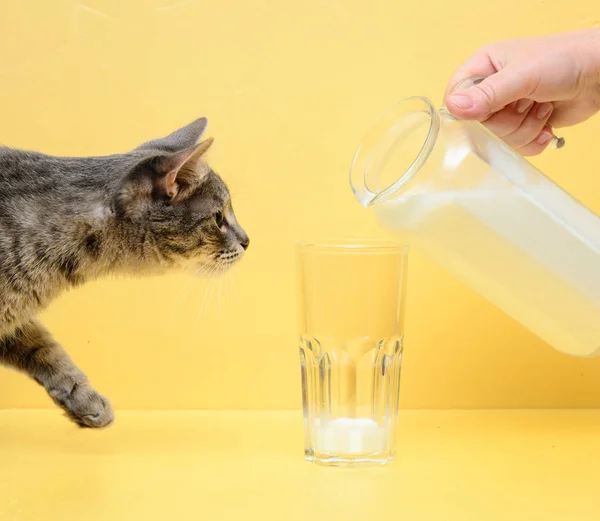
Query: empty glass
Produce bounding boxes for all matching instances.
[297,240,408,466]
[350,93,600,358]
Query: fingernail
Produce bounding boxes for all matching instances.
[537,130,553,145]
[536,103,553,120]
[516,99,534,114]
[450,94,473,110]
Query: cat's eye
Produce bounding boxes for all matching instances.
[215,211,224,228]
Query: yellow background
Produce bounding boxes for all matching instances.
[0,0,599,411]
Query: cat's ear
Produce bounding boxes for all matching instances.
[116,137,214,217]
[152,137,214,198]
[135,117,208,152]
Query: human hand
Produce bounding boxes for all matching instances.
[444,29,600,155]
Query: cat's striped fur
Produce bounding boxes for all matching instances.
[0,118,249,427]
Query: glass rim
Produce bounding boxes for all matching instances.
[296,238,408,254]
[349,96,440,207]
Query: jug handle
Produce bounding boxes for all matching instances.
[450,76,565,150]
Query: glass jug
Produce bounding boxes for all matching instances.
[350,86,600,358]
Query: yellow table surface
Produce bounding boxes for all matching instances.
[1,409,599,521]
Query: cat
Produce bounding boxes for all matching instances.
[0,117,249,428]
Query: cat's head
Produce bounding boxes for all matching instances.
[114,118,249,273]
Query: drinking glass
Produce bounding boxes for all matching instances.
[297,240,408,466]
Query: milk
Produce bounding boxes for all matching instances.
[375,188,600,357]
[311,418,386,455]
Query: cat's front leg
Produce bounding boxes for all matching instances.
[0,321,114,428]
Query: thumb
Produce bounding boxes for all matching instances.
[446,68,531,121]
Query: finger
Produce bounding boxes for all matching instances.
[445,49,498,100]
[481,99,534,137]
[516,126,554,156]
[503,102,553,149]
[447,66,536,121]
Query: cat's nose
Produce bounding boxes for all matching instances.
[241,237,250,250]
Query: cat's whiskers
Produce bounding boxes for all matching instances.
[171,264,206,308]
[173,263,206,301]
[228,267,240,304]
[224,268,232,305]
[216,264,227,316]
[168,261,215,329]
[192,273,212,333]
[192,263,221,334]
[203,264,221,321]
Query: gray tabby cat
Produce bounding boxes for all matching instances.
[0,118,249,428]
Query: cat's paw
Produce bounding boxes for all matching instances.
[49,383,114,428]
